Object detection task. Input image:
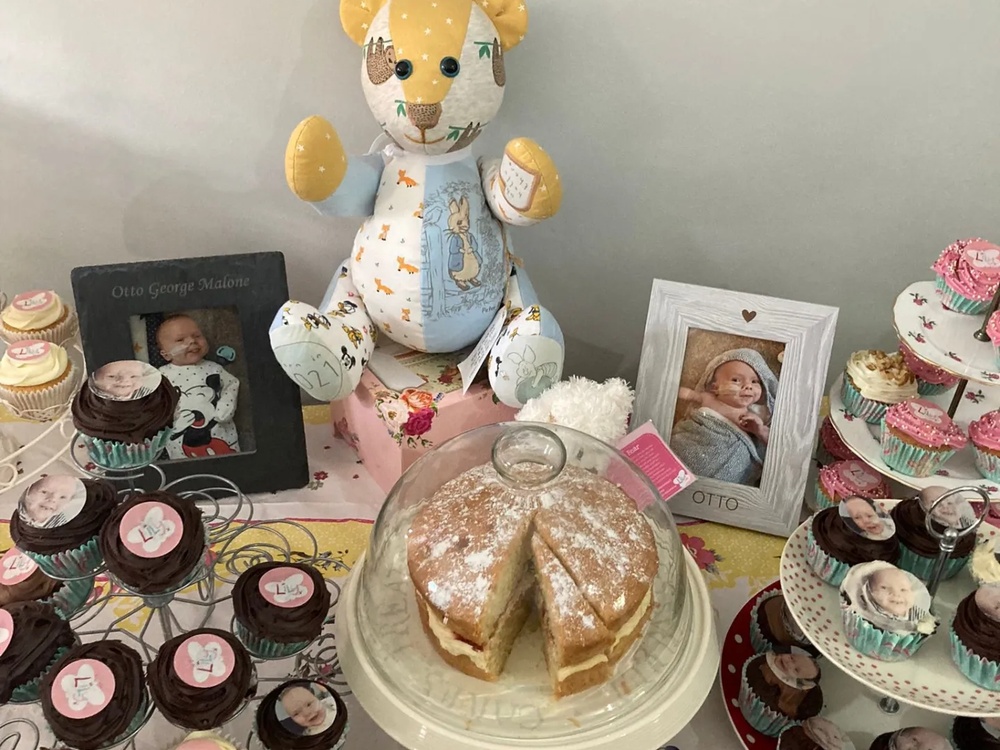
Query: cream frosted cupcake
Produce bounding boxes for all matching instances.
[0,290,78,345]
[840,350,917,424]
[932,238,1000,314]
[0,340,76,415]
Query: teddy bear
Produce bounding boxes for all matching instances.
[269,0,565,408]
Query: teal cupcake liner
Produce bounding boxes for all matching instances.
[879,426,956,478]
[9,644,74,703]
[81,426,172,470]
[935,276,990,314]
[973,445,1000,482]
[45,575,95,620]
[840,377,888,424]
[738,658,798,737]
[950,626,1000,691]
[916,379,955,397]
[841,605,930,662]
[233,619,312,659]
[897,543,969,582]
[805,525,850,586]
[812,481,837,511]
[748,590,782,654]
[24,536,103,579]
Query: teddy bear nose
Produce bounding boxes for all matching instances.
[407,102,442,131]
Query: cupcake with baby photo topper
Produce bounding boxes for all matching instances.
[949,584,1000,691]
[869,727,952,750]
[969,410,1000,481]
[71,359,177,469]
[0,547,93,620]
[813,459,890,511]
[806,499,899,586]
[9,474,116,578]
[0,339,77,416]
[932,237,1000,314]
[952,715,1000,750]
[749,590,819,656]
[256,679,349,750]
[880,398,967,478]
[839,561,938,662]
[777,717,855,750]
[891,486,977,581]
[738,651,823,737]
[0,290,78,345]
[232,561,331,659]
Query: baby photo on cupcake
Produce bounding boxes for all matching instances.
[669,330,784,487]
[275,681,340,736]
[844,563,931,633]
[89,360,161,401]
[918,488,977,530]
[18,475,86,529]
[127,307,255,462]
[880,726,952,750]
[838,496,896,541]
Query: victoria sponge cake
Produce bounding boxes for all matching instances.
[406,463,658,698]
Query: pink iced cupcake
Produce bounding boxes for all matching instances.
[970,411,1000,481]
[988,309,1000,370]
[816,416,859,464]
[880,398,968,477]
[898,340,959,396]
[932,238,1000,314]
[814,459,890,509]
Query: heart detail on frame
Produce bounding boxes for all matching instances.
[741,310,757,323]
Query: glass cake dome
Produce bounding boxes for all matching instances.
[336,422,719,750]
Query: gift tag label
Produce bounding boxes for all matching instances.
[1,548,38,585]
[18,475,86,529]
[51,659,114,719]
[457,307,507,394]
[975,584,1000,623]
[909,401,944,424]
[765,651,819,690]
[259,567,315,608]
[839,496,896,541]
[11,291,54,312]
[614,421,695,508]
[7,340,51,362]
[837,460,880,490]
[120,502,183,558]
[0,608,13,658]
[174,634,234,689]
[88,360,161,402]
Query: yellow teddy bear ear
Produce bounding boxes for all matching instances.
[475,0,529,51]
[340,0,386,46]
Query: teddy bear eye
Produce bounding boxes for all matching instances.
[395,60,413,80]
[440,57,460,78]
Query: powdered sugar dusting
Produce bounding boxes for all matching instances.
[533,536,608,648]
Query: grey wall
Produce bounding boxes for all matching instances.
[2,1,999,392]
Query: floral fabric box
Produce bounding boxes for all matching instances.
[331,349,517,495]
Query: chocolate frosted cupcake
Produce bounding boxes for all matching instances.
[0,601,77,703]
[72,360,177,469]
[233,562,330,658]
[777,717,855,750]
[891,487,976,581]
[256,680,349,750]
[40,641,149,750]
[10,475,117,577]
[148,628,255,730]
[738,652,822,737]
[953,715,1000,750]
[749,591,818,656]
[868,727,951,750]
[806,502,899,586]
[100,491,206,596]
[0,547,92,619]
[949,584,1000,690]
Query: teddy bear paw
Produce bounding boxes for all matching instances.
[285,116,349,203]
[497,137,563,223]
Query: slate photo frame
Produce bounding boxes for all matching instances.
[70,252,309,495]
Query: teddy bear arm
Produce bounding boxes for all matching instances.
[479,138,563,228]
[309,152,385,218]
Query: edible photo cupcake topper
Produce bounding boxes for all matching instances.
[18,474,86,529]
[1,547,38,584]
[174,634,234,688]
[764,651,820,690]
[88,360,161,402]
[120,501,183,558]
[274,681,340,736]
[919,486,977,530]
[842,561,935,634]
[51,659,114,719]
[975,584,1000,623]
[7,340,51,362]
[259,567,315,609]
[839,496,896,541]
[12,290,55,312]
[884,727,951,750]
[799,717,856,750]
[982,716,1000,740]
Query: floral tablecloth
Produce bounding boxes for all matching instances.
[0,406,786,750]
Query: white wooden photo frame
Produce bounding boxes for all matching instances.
[633,280,839,537]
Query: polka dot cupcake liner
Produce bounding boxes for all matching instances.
[804,525,850,587]
[80,427,173,471]
[973,445,1000,482]
[949,626,1000,691]
[839,377,889,424]
[935,276,991,315]
[840,601,931,662]
[747,589,783,654]
[879,426,956,478]
[24,536,103,579]
[737,657,798,737]
[897,543,969,583]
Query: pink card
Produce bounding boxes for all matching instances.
[615,421,695,508]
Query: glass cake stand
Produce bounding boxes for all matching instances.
[336,422,719,750]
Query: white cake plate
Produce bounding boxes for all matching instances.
[336,549,719,750]
[721,580,954,750]
[828,373,1000,494]
[893,280,1000,385]
[780,499,1000,717]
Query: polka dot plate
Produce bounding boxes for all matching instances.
[781,500,1000,716]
